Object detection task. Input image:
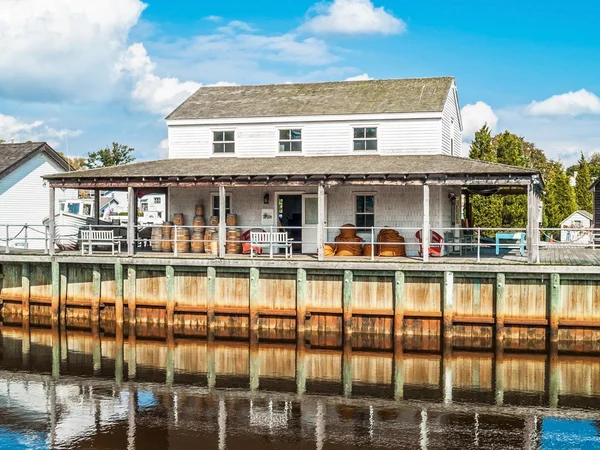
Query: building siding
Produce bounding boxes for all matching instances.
[168,184,455,257]
[0,154,74,249]
[441,84,462,157]
[168,117,444,159]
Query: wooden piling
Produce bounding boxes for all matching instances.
[207,267,216,330]
[128,266,137,327]
[114,262,124,325]
[549,273,560,342]
[394,271,405,338]
[249,267,260,331]
[51,325,60,379]
[115,323,124,384]
[59,265,67,327]
[21,263,30,323]
[51,261,60,324]
[495,273,506,341]
[92,265,101,322]
[443,271,454,340]
[343,270,353,336]
[393,336,404,401]
[296,268,307,335]
[166,265,175,327]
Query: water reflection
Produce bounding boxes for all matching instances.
[0,325,599,449]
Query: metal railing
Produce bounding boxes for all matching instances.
[3,222,600,263]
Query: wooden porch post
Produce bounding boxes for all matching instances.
[93,189,100,225]
[127,187,135,256]
[317,184,325,261]
[219,185,226,257]
[526,183,539,264]
[422,184,430,263]
[49,186,56,256]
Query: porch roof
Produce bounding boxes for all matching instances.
[44,154,540,189]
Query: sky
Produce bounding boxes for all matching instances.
[1,0,599,166]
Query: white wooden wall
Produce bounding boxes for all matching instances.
[0,153,76,249]
[441,85,463,157]
[168,117,443,159]
[168,185,455,257]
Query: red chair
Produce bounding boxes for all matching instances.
[241,228,265,254]
[415,230,444,257]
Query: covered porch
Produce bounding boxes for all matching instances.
[43,154,543,264]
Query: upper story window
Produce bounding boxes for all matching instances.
[353,127,377,151]
[213,131,235,153]
[356,195,375,230]
[279,129,302,152]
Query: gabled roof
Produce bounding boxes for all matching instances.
[0,142,71,179]
[560,210,593,224]
[166,77,455,121]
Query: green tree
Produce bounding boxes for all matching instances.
[544,162,577,229]
[575,152,593,213]
[86,142,135,169]
[57,152,87,170]
[469,124,496,162]
[494,131,526,167]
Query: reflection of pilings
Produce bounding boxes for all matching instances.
[296,335,306,395]
[52,325,60,379]
[115,323,124,385]
[523,415,538,450]
[128,324,137,380]
[420,408,428,450]
[127,385,136,450]
[393,337,404,401]
[49,380,57,449]
[443,342,453,404]
[249,329,259,391]
[218,398,227,450]
[21,262,30,324]
[342,333,352,397]
[21,322,30,369]
[207,330,216,390]
[494,342,504,406]
[92,323,101,376]
[315,400,325,450]
[548,342,559,408]
[166,329,175,385]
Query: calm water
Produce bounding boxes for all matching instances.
[0,325,599,449]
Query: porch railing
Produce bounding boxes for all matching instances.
[2,222,600,264]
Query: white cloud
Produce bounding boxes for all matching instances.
[205,15,223,23]
[345,73,373,81]
[0,113,81,147]
[526,89,600,116]
[157,139,169,158]
[218,20,255,34]
[0,0,146,102]
[303,0,406,35]
[461,101,499,139]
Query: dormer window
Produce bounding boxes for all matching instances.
[353,127,377,151]
[213,131,235,153]
[279,129,302,152]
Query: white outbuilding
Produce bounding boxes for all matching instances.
[560,210,593,244]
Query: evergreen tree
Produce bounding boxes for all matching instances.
[494,132,527,227]
[86,142,135,169]
[544,163,577,229]
[469,124,496,162]
[575,153,593,213]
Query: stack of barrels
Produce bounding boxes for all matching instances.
[191,205,206,253]
[171,213,190,253]
[334,224,364,256]
[225,214,242,254]
[205,215,219,255]
[160,221,173,252]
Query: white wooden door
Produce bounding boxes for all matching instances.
[302,194,327,254]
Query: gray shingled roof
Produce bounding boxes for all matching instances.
[166,77,455,120]
[44,154,538,181]
[0,142,71,179]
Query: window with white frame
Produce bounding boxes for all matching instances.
[279,129,302,152]
[355,195,375,230]
[353,127,377,151]
[213,131,235,153]
[211,194,232,217]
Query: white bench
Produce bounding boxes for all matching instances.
[81,230,121,255]
[250,231,293,258]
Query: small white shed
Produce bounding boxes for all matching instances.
[560,210,593,244]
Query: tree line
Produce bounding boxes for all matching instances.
[59,142,135,170]
[469,125,593,231]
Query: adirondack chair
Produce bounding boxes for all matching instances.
[415,229,444,257]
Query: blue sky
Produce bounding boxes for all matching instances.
[1,0,599,165]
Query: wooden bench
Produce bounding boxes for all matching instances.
[250,231,293,258]
[495,232,525,256]
[81,230,122,255]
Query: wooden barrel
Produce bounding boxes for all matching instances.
[226,214,238,226]
[209,216,219,226]
[192,215,205,232]
[174,227,190,253]
[173,213,184,226]
[195,205,204,216]
[226,228,241,254]
[210,231,219,255]
[151,227,162,252]
[161,222,173,252]
[191,230,205,253]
